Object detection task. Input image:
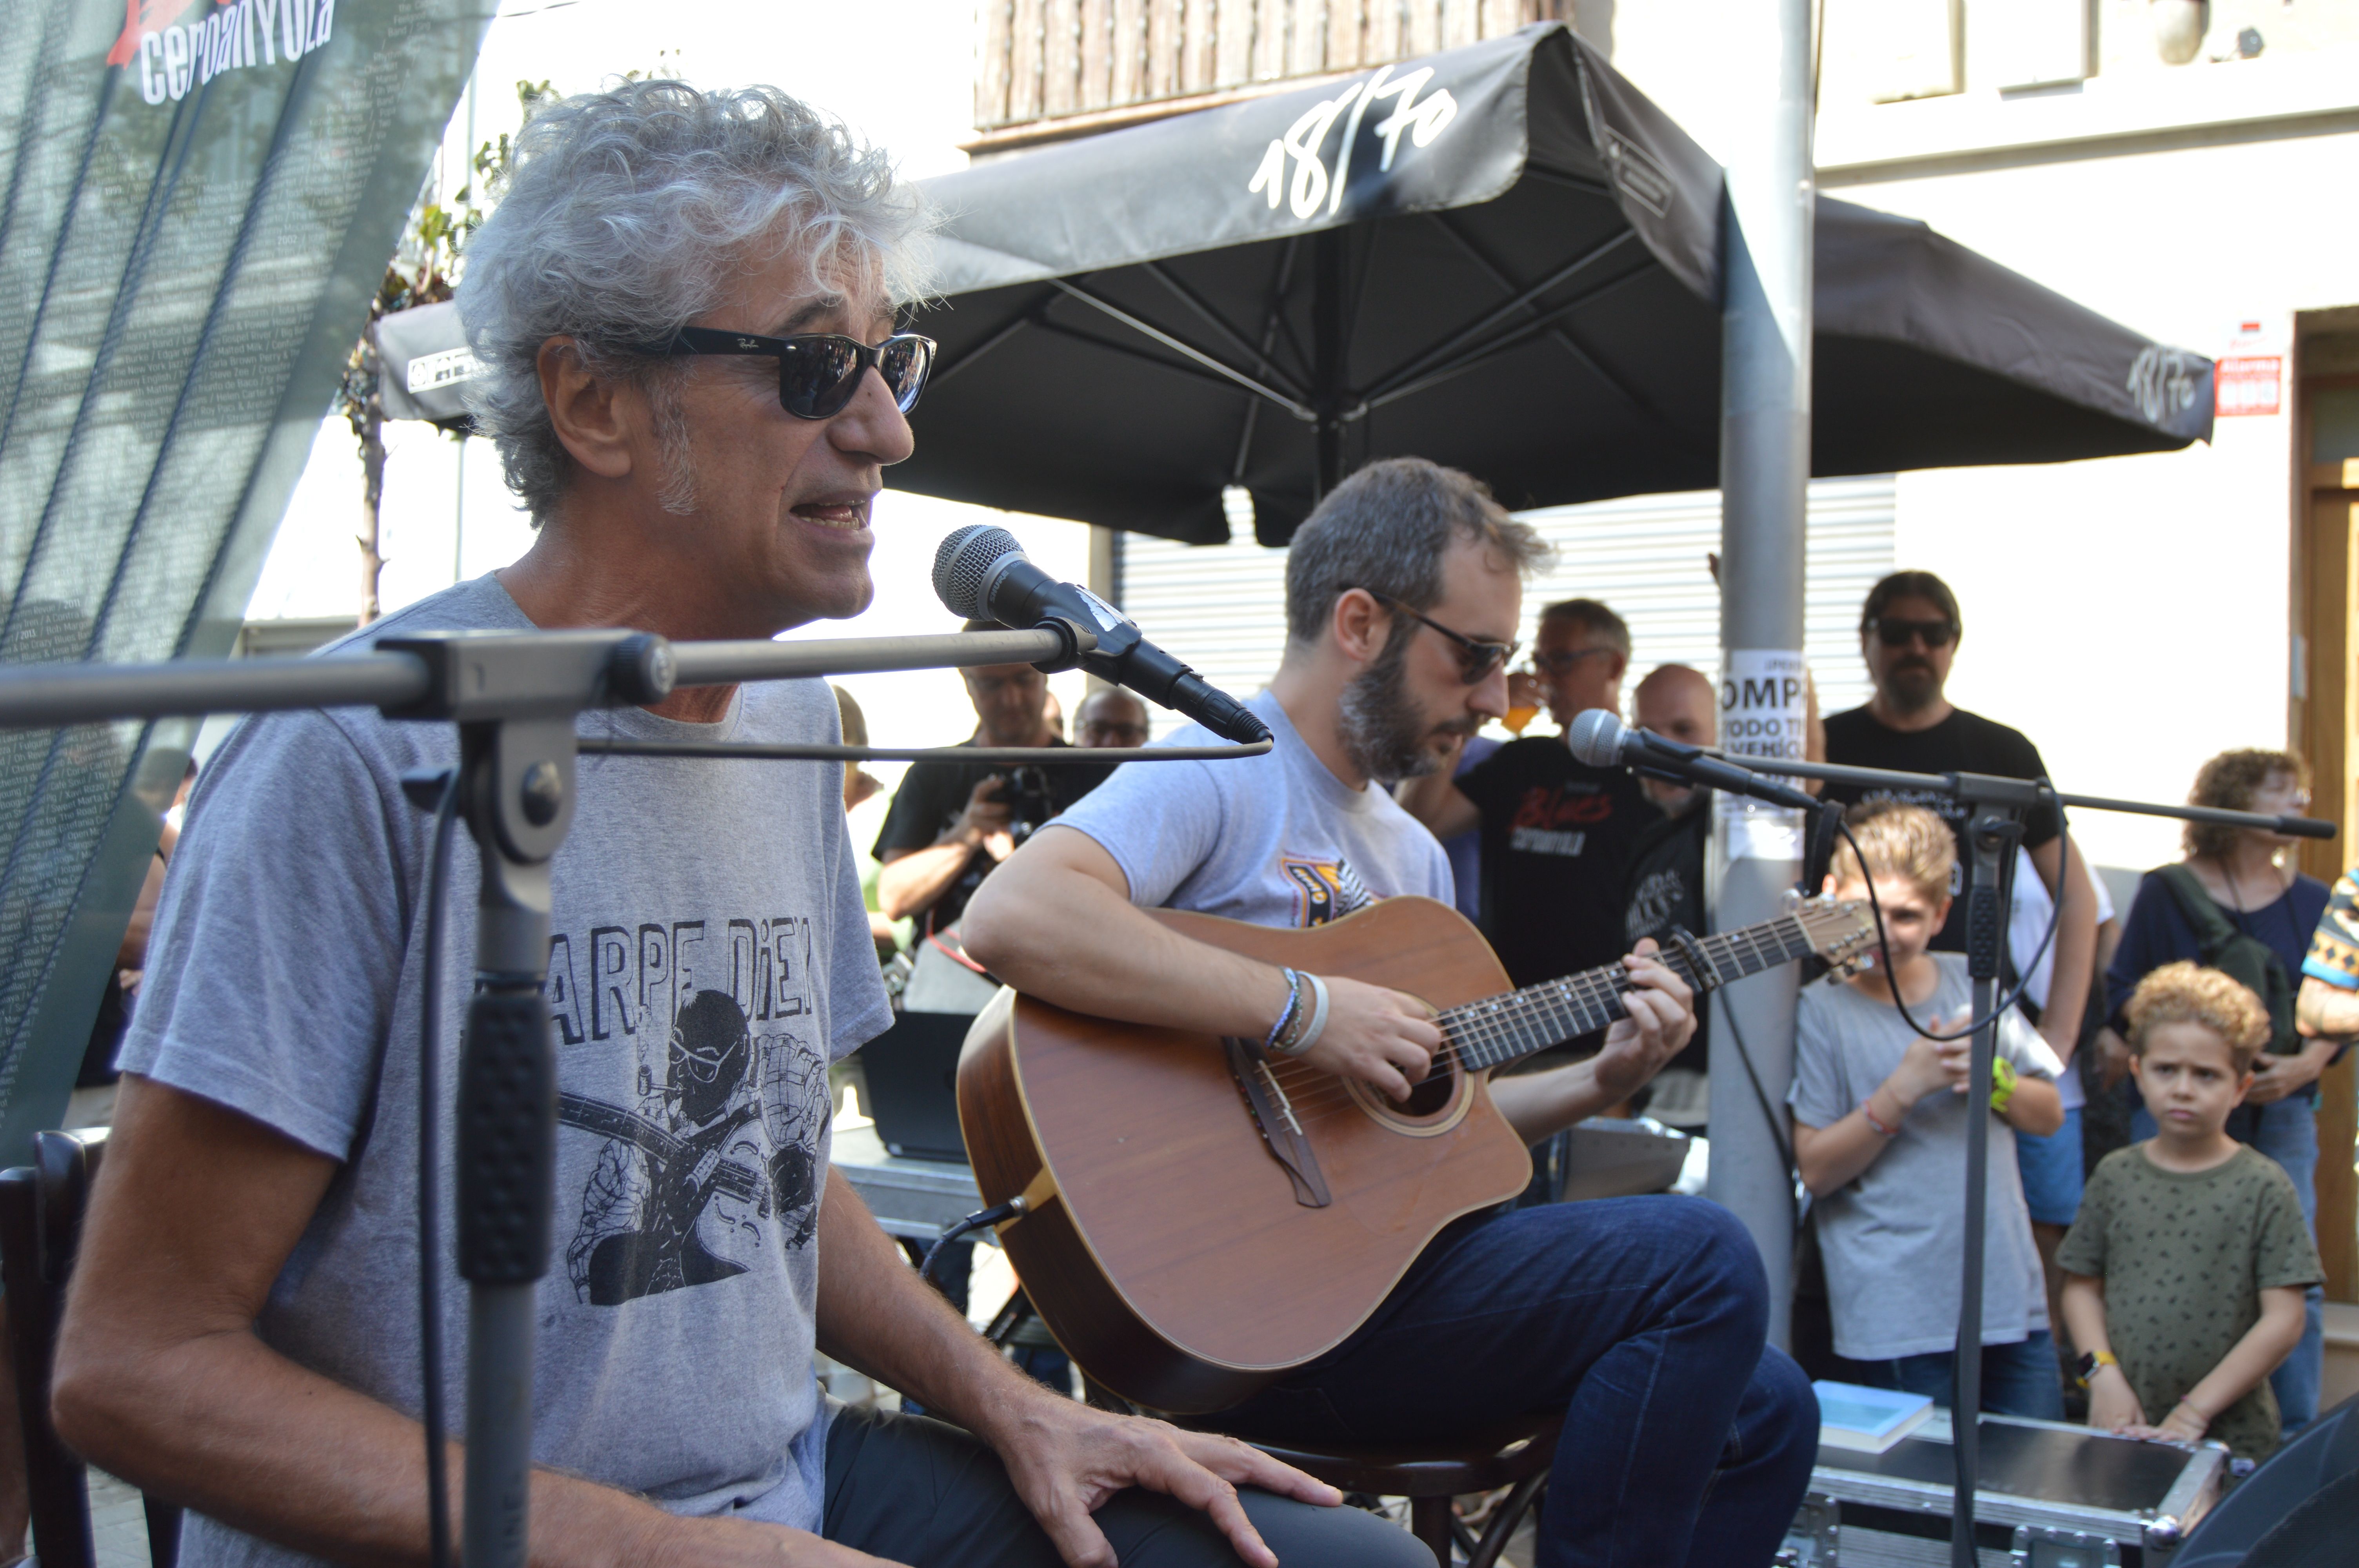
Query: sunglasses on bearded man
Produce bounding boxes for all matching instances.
[1347,586,1519,685]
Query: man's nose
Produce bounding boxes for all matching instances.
[1470,663,1509,719]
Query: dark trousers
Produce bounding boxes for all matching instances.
[1210,1198,1819,1568]
[825,1404,1431,1567]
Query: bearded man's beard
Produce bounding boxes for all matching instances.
[1883,659,1941,712]
[1338,628,1463,785]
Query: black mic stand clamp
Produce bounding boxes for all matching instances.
[379,630,676,1568]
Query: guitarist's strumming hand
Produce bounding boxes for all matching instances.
[1568,940,1698,1105]
[1297,974,1444,1102]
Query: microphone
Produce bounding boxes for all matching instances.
[931,524,1272,746]
[1566,710,1818,813]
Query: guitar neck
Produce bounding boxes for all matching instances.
[1440,913,1819,1071]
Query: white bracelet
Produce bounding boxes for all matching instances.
[1295,973,1331,1055]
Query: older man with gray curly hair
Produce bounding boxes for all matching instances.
[53,82,1418,1568]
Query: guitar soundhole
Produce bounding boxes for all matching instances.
[1399,1057,1458,1119]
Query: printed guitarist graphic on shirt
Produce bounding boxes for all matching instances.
[544,914,833,1307]
[1508,780,1615,858]
[1281,855,1374,926]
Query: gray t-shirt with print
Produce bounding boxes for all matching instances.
[1790,953,2057,1362]
[118,577,892,1568]
[1049,688,1453,924]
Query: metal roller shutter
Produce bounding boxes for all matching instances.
[1117,478,1897,739]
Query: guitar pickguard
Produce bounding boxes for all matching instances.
[1223,1038,1332,1209]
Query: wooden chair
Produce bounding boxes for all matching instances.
[0,1127,181,1568]
[1234,1414,1559,1568]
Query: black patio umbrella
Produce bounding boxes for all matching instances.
[895,22,2214,546]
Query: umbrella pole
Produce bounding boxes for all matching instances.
[1706,0,1813,1365]
[1312,229,1347,498]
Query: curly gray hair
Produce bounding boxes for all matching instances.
[458,80,933,523]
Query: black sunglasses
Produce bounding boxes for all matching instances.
[1348,586,1518,685]
[643,325,937,419]
[1867,615,1957,650]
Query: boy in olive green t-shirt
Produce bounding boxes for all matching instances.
[2059,963,2322,1460]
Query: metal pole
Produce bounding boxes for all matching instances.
[1707,0,1815,1350]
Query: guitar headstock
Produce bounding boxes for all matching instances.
[1790,895,1879,981]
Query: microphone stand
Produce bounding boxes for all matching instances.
[0,621,1109,1568]
[1730,754,2331,1568]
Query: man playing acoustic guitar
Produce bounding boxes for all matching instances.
[964,457,1818,1568]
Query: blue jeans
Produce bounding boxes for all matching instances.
[1212,1198,1818,1568]
[1853,1331,2065,1419]
[2130,1097,2324,1434]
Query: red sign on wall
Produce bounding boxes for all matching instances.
[2216,355,2282,417]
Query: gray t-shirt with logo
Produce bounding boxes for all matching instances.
[119,577,892,1568]
[1049,689,1453,925]
[1790,953,2057,1362]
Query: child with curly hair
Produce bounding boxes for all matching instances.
[2059,963,2323,1459]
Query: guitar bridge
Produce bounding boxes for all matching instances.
[1223,1039,1332,1209]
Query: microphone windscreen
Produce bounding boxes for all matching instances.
[932,524,1023,619]
[1565,708,1627,768]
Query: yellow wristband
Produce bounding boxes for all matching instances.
[1989,1055,2017,1116]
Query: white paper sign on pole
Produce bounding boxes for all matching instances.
[1716,649,1809,860]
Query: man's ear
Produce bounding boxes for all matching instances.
[538,336,638,482]
[1330,588,1390,667]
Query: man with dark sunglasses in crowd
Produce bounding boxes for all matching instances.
[1397,598,1661,1009]
[1819,571,2097,1063]
[965,457,1817,1568]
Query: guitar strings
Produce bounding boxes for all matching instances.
[1257,951,1686,1126]
[1257,918,1830,1126]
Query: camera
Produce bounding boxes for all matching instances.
[997,765,1059,846]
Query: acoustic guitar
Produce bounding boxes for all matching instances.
[956,893,1875,1413]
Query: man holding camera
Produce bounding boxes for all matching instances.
[875,621,1116,1011]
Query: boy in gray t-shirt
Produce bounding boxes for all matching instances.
[1791,803,2064,1417]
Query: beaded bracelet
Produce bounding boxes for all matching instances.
[1263,968,1305,1055]
[1860,1096,1901,1137]
[1270,969,1321,1057]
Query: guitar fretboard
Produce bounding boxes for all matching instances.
[1438,913,1821,1070]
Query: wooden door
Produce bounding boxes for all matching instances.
[2298,371,2359,1303]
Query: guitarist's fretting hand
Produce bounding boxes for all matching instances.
[1488,940,1699,1143]
[1299,975,1444,1101]
[1581,942,1698,1103]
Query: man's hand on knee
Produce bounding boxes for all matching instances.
[983,1393,1340,1568]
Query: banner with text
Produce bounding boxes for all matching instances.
[0,0,496,1163]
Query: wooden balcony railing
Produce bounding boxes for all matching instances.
[970,0,1576,152]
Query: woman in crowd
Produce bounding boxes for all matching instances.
[2100,748,2336,1437]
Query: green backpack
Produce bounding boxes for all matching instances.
[2152,863,2299,1063]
